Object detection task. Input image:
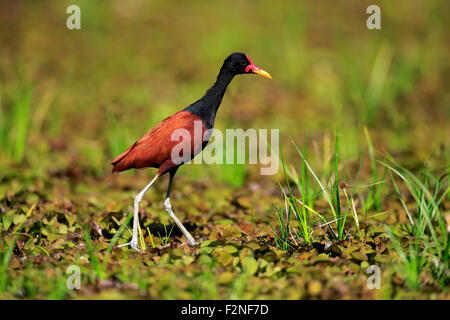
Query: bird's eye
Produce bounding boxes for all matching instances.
[241,60,247,66]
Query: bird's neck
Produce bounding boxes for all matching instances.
[185,68,234,129]
[203,68,234,110]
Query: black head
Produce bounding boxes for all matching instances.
[221,52,272,79]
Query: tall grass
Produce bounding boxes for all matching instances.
[0,238,16,292]
[269,133,365,250]
[83,225,105,280]
[0,81,33,163]
[363,126,384,212]
[269,144,314,250]
[382,160,449,289]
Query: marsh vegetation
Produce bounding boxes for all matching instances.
[0,0,448,299]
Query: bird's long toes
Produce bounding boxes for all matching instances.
[117,242,131,248]
[188,239,199,246]
[130,242,142,252]
[118,240,142,252]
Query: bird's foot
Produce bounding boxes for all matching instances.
[187,237,198,246]
[117,238,142,252]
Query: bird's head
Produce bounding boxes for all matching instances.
[222,52,272,79]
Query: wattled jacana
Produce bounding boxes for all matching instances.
[111,52,271,251]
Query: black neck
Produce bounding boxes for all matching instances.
[203,68,234,111]
[184,67,234,128]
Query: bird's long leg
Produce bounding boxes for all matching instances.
[164,171,197,246]
[119,174,159,251]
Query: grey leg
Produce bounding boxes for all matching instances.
[119,174,158,251]
[163,172,197,245]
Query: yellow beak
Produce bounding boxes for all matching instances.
[253,68,272,79]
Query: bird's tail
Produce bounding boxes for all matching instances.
[111,143,136,172]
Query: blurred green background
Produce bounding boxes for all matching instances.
[0,0,449,301]
[0,0,448,185]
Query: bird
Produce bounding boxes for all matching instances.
[111,52,271,251]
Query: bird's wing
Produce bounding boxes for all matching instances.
[111,110,205,172]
